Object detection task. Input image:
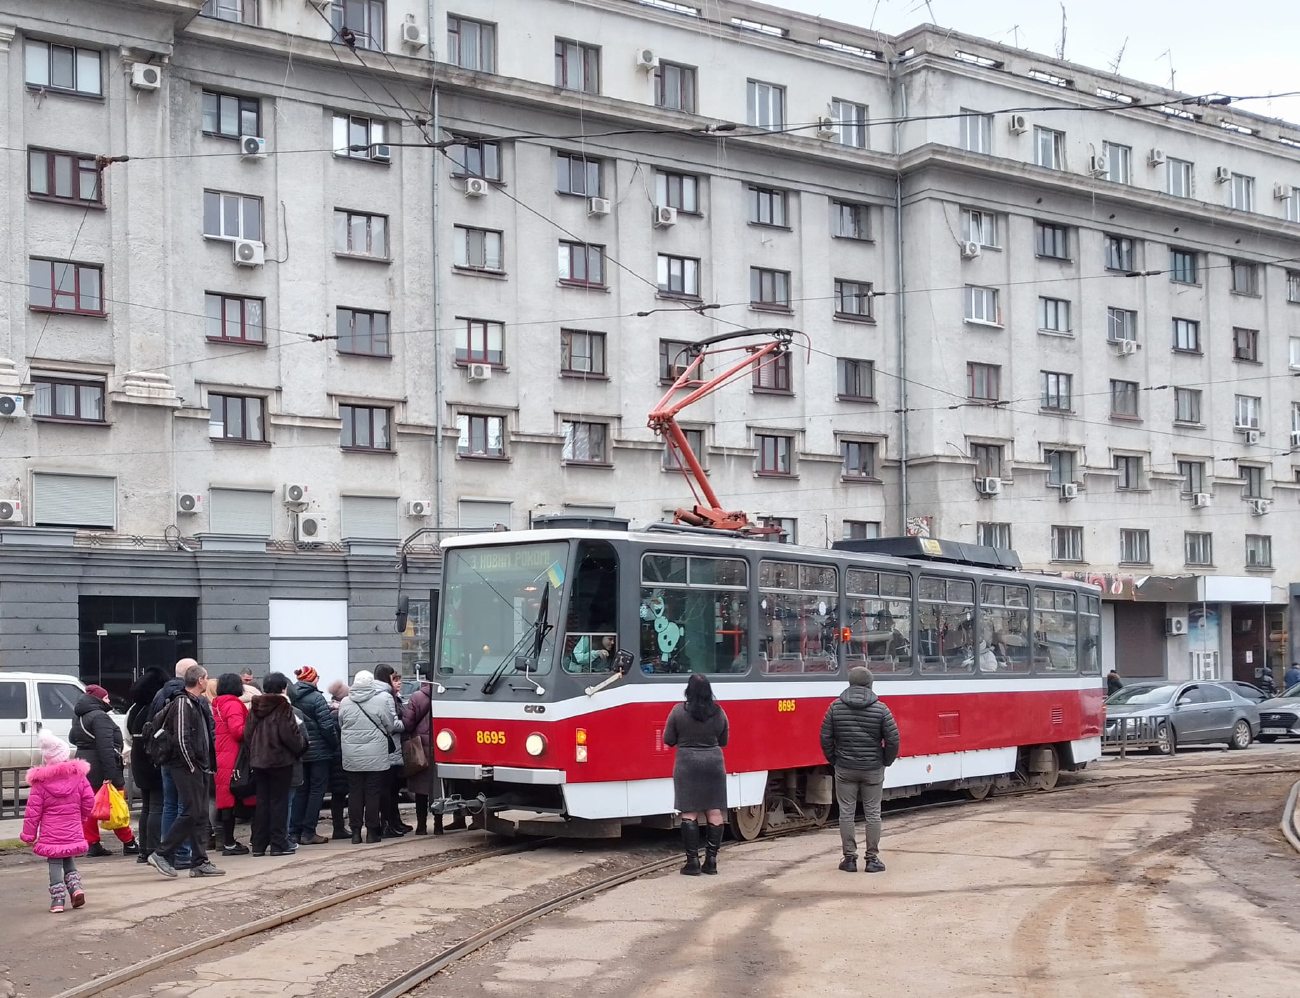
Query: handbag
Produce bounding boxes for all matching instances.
[100,785,131,831]
[358,703,396,754]
[222,702,256,800]
[402,733,428,777]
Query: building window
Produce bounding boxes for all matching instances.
[1289,271,1300,303]
[334,209,386,258]
[555,38,599,93]
[1111,379,1139,418]
[28,259,102,315]
[655,61,697,112]
[1107,308,1137,343]
[1230,173,1255,211]
[837,358,875,401]
[972,443,1002,479]
[331,0,385,52]
[1040,371,1072,411]
[959,109,992,154]
[1234,394,1261,429]
[1185,532,1213,566]
[964,285,999,324]
[1287,190,1300,224]
[755,434,793,475]
[456,413,505,458]
[1240,464,1265,499]
[1051,525,1084,562]
[1233,327,1260,362]
[1167,158,1193,198]
[1179,460,1206,494]
[1291,337,1300,369]
[962,209,997,246]
[977,522,1011,548]
[1173,318,1201,353]
[656,171,698,213]
[967,363,1000,402]
[1175,388,1202,424]
[1115,455,1143,491]
[757,517,797,543]
[750,268,791,309]
[1120,528,1150,564]
[747,80,785,130]
[31,378,104,423]
[208,393,264,442]
[841,440,877,479]
[752,349,792,393]
[1231,260,1259,295]
[332,114,387,161]
[560,329,606,375]
[1102,142,1131,183]
[23,40,102,96]
[1046,449,1076,486]
[1169,248,1198,284]
[447,138,501,181]
[748,186,787,226]
[845,520,881,540]
[555,152,601,196]
[341,404,391,450]
[831,99,868,148]
[1035,221,1069,259]
[663,427,705,471]
[203,91,259,138]
[1246,534,1272,568]
[201,0,259,23]
[562,420,608,464]
[657,254,700,297]
[456,318,504,366]
[831,201,870,240]
[1034,127,1065,170]
[1104,235,1133,271]
[558,242,605,287]
[1038,297,1071,334]
[447,15,496,72]
[835,280,873,319]
[336,307,390,357]
[203,191,262,241]
[453,226,503,271]
[205,292,264,344]
[27,149,101,205]
[660,340,694,382]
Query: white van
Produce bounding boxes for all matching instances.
[0,672,128,771]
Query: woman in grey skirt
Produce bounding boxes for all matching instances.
[663,674,730,876]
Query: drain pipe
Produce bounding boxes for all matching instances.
[892,71,909,527]
[431,84,444,531]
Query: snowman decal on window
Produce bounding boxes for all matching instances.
[640,592,683,670]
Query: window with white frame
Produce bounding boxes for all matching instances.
[1104,235,1133,271]
[1246,534,1272,568]
[1038,297,1071,333]
[456,317,504,365]
[967,363,1000,402]
[834,280,873,319]
[1051,525,1083,562]
[447,15,496,72]
[747,80,785,130]
[1035,221,1069,259]
[1035,127,1065,169]
[332,114,387,161]
[334,209,386,258]
[656,171,698,213]
[1287,190,1300,224]
[1041,371,1072,411]
[1292,401,1300,434]
[1107,308,1137,343]
[24,40,102,96]
[964,285,999,324]
[203,191,261,241]
[1111,379,1140,418]
[1230,173,1255,211]
[1290,336,1300,369]
[1235,394,1261,429]
[1046,449,1076,486]
[1175,389,1202,424]
[831,99,868,148]
[1173,318,1201,352]
[657,254,700,297]
[962,209,997,246]
[555,38,599,93]
[1185,532,1213,566]
[1115,455,1143,491]
[331,1,385,52]
[453,226,503,271]
[562,420,608,464]
[560,329,606,376]
[456,413,505,457]
[1120,528,1150,564]
[831,201,870,240]
[1167,158,1193,198]
[959,110,992,153]
[1178,460,1206,494]
[1102,142,1131,183]
[977,522,1012,548]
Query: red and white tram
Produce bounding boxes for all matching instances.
[430,520,1105,839]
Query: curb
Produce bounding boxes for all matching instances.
[1283,780,1300,855]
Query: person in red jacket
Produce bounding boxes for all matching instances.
[21,731,96,912]
[213,674,255,856]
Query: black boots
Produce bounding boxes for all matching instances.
[679,819,701,876]
[701,824,723,875]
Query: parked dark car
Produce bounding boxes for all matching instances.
[1256,683,1300,742]
[1104,681,1260,753]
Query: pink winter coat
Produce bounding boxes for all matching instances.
[20,758,95,859]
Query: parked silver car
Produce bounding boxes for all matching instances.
[1256,683,1300,742]
[1104,681,1260,753]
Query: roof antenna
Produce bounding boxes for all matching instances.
[1157,49,1176,90]
[1109,37,1128,75]
[1055,3,1067,60]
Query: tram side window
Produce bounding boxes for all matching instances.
[640,554,748,674]
[757,561,840,674]
[1034,588,1078,673]
[1079,594,1101,675]
[846,569,912,674]
[978,584,1031,674]
[563,541,620,673]
[917,577,976,674]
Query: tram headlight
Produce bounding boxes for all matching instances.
[435,728,455,753]
[525,733,547,757]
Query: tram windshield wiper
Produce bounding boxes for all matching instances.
[482,585,551,694]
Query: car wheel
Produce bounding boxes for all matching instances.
[1258,735,1278,743]
[1228,719,1252,750]
[1151,721,1176,755]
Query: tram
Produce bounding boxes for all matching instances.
[429,521,1106,838]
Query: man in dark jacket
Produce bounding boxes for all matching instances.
[287,666,338,845]
[1106,670,1124,696]
[820,667,900,873]
[248,672,309,856]
[151,660,215,870]
[70,685,139,857]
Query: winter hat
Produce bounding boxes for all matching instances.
[40,730,71,764]
[848,666,874,688]
[295,666,319,685]
[85,684,110,702]
[352,670,374,689]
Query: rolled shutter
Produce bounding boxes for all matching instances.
[458,500,511,530]
[208,488,272,536]
[341,495,398,539]
[32,473,115,528]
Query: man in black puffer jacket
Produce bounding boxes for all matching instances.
[70,685,139,857]
[820,667,900,874]
[287,667,338,845]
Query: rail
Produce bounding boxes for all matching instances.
[1102,714,1174,757]
[1,767,139,818]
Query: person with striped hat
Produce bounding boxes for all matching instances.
[287,666,338,845]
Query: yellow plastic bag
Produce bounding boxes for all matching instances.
[100,784,131,831]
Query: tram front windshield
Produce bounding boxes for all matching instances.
[438,542,567,676]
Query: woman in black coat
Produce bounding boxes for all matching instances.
[70,684,139,857]
[125,669,168,861]
[663,674,730,877]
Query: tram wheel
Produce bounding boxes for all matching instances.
[806,802,832,826]
[729,804,766,841]
[1033,747,1060,791]
[964,781,993,801]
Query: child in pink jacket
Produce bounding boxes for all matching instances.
[21,731,95,912]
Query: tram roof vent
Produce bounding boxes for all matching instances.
[642,521,745,538]
[532,514,630,532]
[832,536,1022,571]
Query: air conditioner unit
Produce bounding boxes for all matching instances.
[1116,339,1137,355]
[960,240,982,259]
[1008,113,1028,134]
[464,177,489,198]
[1249,498,1271,516]
[654,205,678,227]
[283,483,309,504]
[1061,482,1080,500]
[1148,148,1166,166]
[816,116,837,139]
[1275,183,1294,201]
[467,362,492,382]
[0,395,26,418]
[1191,493,1212,509]
[588,197,611,216]
[1214,166,1232,183]
[401,19,427,48]
[233,239,264,267]
[1087,155,1106,176]
[130,63,162,91]
[176,493,203,514]
[1166,616,1188,636]
[240,135,266,160]
[1243,429,1261,445]
[370,144,392,163]
[406,499,433,517]
[295,512,330,543]
[635,47,659,70]
[976,477,1003,496]
[0,499,22,523]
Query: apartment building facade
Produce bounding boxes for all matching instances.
[0,0,1297,696]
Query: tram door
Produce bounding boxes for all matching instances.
[562,541,619,673]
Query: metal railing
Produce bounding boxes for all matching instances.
[1102,715,1174,758]
[1,768,139,820]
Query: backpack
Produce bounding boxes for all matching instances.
[145,698,181,767]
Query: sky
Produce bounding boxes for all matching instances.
[777,0,1300,126]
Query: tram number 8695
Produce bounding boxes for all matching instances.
[476,730,506,745]
[776,700,797,713]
